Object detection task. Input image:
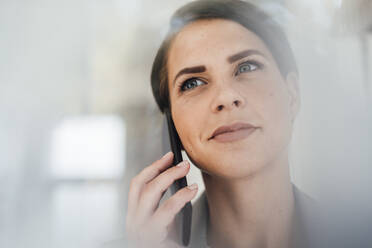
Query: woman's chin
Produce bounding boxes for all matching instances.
[200,156,265,180]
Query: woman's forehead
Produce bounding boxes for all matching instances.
[167,19,273,74]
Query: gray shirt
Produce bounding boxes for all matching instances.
[187,184,323,248]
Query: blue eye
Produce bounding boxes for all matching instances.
[235,61,260,76]
[180,78,206,92]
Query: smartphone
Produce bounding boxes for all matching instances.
[163,109,192,247]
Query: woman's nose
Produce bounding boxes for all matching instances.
[210,85,245,113]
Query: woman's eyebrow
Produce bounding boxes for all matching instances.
[173,65,206,86]
[172,50,265,86]
[227,49,266,64]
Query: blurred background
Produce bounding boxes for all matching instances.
[0,0,371,247]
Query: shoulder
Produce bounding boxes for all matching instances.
[293,184,320,228]
[291,185,338,248]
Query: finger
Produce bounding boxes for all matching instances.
[127,152,174,219]
[137,160,191,221]
[140,151,175,184]
[150,183,198,230]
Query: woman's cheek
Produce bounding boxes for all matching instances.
[265,85,293,151]
[174,102,205,157]
[173,105,194,141]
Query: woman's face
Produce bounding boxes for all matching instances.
[167,19,299,179]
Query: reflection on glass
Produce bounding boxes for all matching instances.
[49,115,125,179]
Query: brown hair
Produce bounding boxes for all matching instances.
[151,0,298,113]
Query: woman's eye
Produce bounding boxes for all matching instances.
[235,61,259,75]
[180,78,206,92]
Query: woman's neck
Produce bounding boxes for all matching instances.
[202,153,294,248]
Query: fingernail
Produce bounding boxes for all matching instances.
[162,151,172,159]
[187,183,198,190]
[177,161,189,167]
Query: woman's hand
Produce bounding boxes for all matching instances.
[125,151,198,248]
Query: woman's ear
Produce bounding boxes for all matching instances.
[285,72,301,123]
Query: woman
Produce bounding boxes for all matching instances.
[125,1,319,247]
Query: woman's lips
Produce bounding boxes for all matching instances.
[212,127,257,142]
[209,122,258,143]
